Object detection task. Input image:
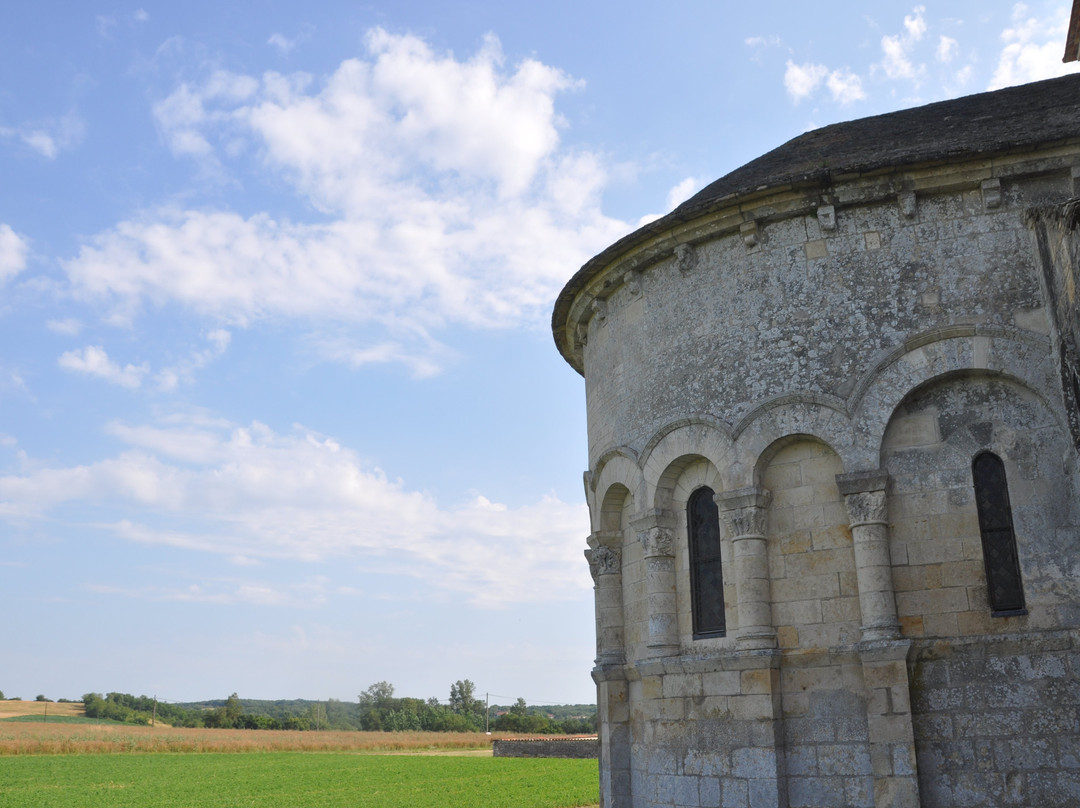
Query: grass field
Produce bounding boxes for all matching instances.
[0,752,599,807]
[0,702,600,806]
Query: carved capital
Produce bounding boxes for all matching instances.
[835,471,889,526]
[585,545,622,581]
[721,505,768,539]
[638,526,674,558]
[715,487,771,539]
[844,489,888,526]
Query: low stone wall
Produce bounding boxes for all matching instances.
[492,737,599,759]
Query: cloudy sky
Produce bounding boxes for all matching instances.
[1,2,1077,706]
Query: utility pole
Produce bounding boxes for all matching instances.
[485,693,490,734]
[152,696,157,727]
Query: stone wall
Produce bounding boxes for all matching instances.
[910,630,1080,807]
[492,737,599,759]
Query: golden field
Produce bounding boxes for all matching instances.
[0,700,85,719]
[0,702,505,755]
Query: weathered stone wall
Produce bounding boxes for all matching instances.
[910,631,1080,807]
[581,181,1055,467]
[492,737,599,758]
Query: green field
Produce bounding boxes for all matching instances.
[0,752,598,808]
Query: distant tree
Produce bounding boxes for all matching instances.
[448,680,484,730]
[359,681,395,709]
[0,690,5,700]
[35,694,47,702]
[225,693,243,726]
[510,697,527,716]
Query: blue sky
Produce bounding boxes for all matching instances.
[1,2,1077,706]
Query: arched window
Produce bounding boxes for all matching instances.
[688,486,725,637]
[972,452,1026,616]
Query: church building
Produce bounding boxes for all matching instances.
[552,74,1080,808]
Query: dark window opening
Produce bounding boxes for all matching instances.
[972,452,1027,617]
[688,487,726,637]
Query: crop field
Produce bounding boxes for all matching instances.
[0,752,599,807]
[0,720,505,755]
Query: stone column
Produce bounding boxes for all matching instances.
[835,471,900,642]
[716,487,775,650]
[836,471,920,808]
[632,510,678,656]
[586,530,625,666]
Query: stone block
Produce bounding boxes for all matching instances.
[732,747,777,779]
[720,777,748,808]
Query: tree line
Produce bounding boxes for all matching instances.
[75,680,596,733]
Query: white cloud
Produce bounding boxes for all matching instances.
[745,35,782,48]
[57,345,148,388]
[155,329,231,391]
[989,3,1080,90]
[87,575,329,607]
[0,111,85,159]
[134,9,149,23]
[0,224,28,284]
[937,35,958,63]
[67,30,630,373]
[784,61,864,105]
[826,68,866,104]
[904,5,928,40]
[268,33,295,54]
[879,5,928,81]
[0,417,591,605]
[45,318,82,336]
[666,177,703,211]
[784,60,828,102]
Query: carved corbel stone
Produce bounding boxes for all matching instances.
[591,299,607,324]
[898,191,917,219]
[740,220,760,248]
[817,204,837,232]
[574,322,588,349]
[982,178,1002,209]
[674,243,698,273]
[623,270,641,297]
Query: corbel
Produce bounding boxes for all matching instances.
[898,191,917,219]
[674,243,698,273]
[817,204,837,232]
[981,178,1002,209]
[740,220,760,249]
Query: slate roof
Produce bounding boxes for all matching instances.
[553,73,1080,362]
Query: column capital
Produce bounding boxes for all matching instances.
[715,486,771,541]
[837,471,890,527]
[585,545,622,582]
